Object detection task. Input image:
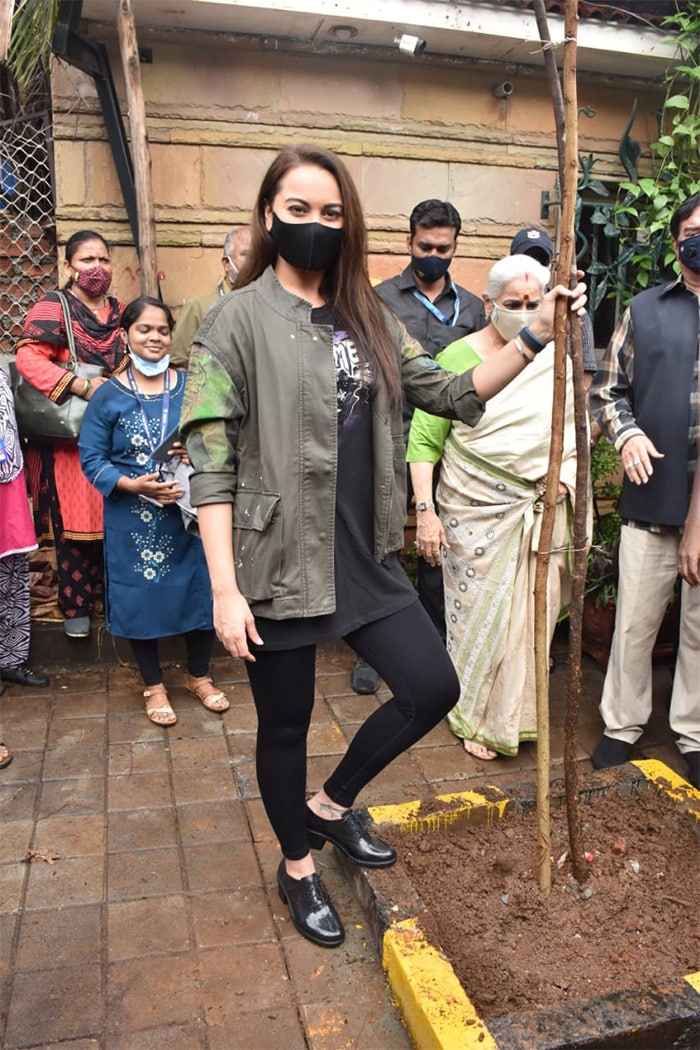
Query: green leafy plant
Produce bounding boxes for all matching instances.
[613,3,700,298]
[585,438,622,608]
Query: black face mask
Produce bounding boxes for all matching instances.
[270,213,344,272]
[411,253,452,283]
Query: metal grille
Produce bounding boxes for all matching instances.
[0,112,57,349]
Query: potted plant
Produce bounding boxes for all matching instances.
[581,437,623,668]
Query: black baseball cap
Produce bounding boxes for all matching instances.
[510,227,554,265]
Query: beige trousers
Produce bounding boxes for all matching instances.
[599,524,700,754]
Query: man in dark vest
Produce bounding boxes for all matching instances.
[590,192,700,789]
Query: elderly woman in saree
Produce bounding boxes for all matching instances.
[407,253,582,760]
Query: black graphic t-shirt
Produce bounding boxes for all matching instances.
[255,307,416,650]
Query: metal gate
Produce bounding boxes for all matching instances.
[0,111,57,351]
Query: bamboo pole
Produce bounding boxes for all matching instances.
[0,0,13,64]
[116,0,158,296]
[532,0,583,894]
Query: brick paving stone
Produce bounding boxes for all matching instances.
[107,771,172,812]
[14,903,102,970]
[190,886,276,947]
[207,1008,306,1050]
[0,818,33,861]
[107,806,178,852]
[107,895,190,959]
[177,798,250,846]
[32,813,105,856]
[23,853,105,909]
[107,740,169,776]
[4,963,102,1047]
[38,775,105,819]
[106,952,203,1033]
[107,847,183,901]
[199,942,294,1022]
[105,1021,208,1050]
[183,838,260,892]
[172,766,240,805]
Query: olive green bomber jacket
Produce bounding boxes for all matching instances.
[179,265,485,619]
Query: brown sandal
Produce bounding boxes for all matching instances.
[0,743,12,768]
[184,673,230,713]
[144,686,177,726]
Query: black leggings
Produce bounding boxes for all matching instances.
[246,602,459,860]
[129,628,215,687]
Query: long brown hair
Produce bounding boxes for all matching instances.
[236,144,402,408]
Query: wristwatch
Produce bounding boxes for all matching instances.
[414,501,435,512]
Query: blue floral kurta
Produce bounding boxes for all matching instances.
[78,372,213,639]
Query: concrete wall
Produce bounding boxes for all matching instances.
[50,26,664,312]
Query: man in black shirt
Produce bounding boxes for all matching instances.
[350,200,486,694]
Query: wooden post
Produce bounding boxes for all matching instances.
[0,0,14,64]
[116,0,159,296]
[532,0,582,894]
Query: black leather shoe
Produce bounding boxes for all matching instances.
[0,664,49,687]
[685,751,700,790]
[592,734,631,770]
[350,658,380,695]
[307,807,397,868]
[276,860,344,948]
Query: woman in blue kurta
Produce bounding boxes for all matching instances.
[79,296,228,726]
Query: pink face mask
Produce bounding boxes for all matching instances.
[74,265,112,299]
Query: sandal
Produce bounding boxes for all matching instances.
[144,686,177,726]
[184,673,230,713]
[0,743,12,768]
[463,739,498,761]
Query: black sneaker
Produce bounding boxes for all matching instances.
[0,665,49,687]
[592,735,631,770]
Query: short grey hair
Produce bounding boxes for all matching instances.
[223,227,246,257]
[486,254,550,301]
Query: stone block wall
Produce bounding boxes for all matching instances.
[48,25,664,313]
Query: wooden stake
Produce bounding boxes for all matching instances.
[116,0,158,296]
[532,0,583,894]
[0,0,14,64]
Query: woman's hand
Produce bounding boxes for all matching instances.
[213,592,263,662]
[529,271,588,346]
[415,508,449,566]
[166,440,190,467]
[119,472,185,505]
[85,375,108,399]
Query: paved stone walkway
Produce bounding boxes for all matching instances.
[0,630,682,1049]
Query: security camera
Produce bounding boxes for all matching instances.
[394,33,426,57]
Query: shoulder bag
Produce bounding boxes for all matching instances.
[10,291,105,442]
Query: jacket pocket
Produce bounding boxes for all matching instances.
[233,490,282,600]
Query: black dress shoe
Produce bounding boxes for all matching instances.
[0,665,49,687]
[276,860,344,948]
[592,734,631,770]
[306,807,397,868]
[685,751,700,790]
[350,657,380,695]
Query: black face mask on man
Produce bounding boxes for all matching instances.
[411,254,452,284]
[270,213,344,272]
[678,233,700,275]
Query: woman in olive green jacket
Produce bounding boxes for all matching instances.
[180,144,586,949]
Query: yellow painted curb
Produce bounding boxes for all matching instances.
[369,787,509,832]
[382,918,498,1050]
[631,758,700,819]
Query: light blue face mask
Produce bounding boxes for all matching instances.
[129,350,171,377]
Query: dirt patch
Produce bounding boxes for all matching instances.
[390,780,699,1020]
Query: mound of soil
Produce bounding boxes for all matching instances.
[393,781,699,1020]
